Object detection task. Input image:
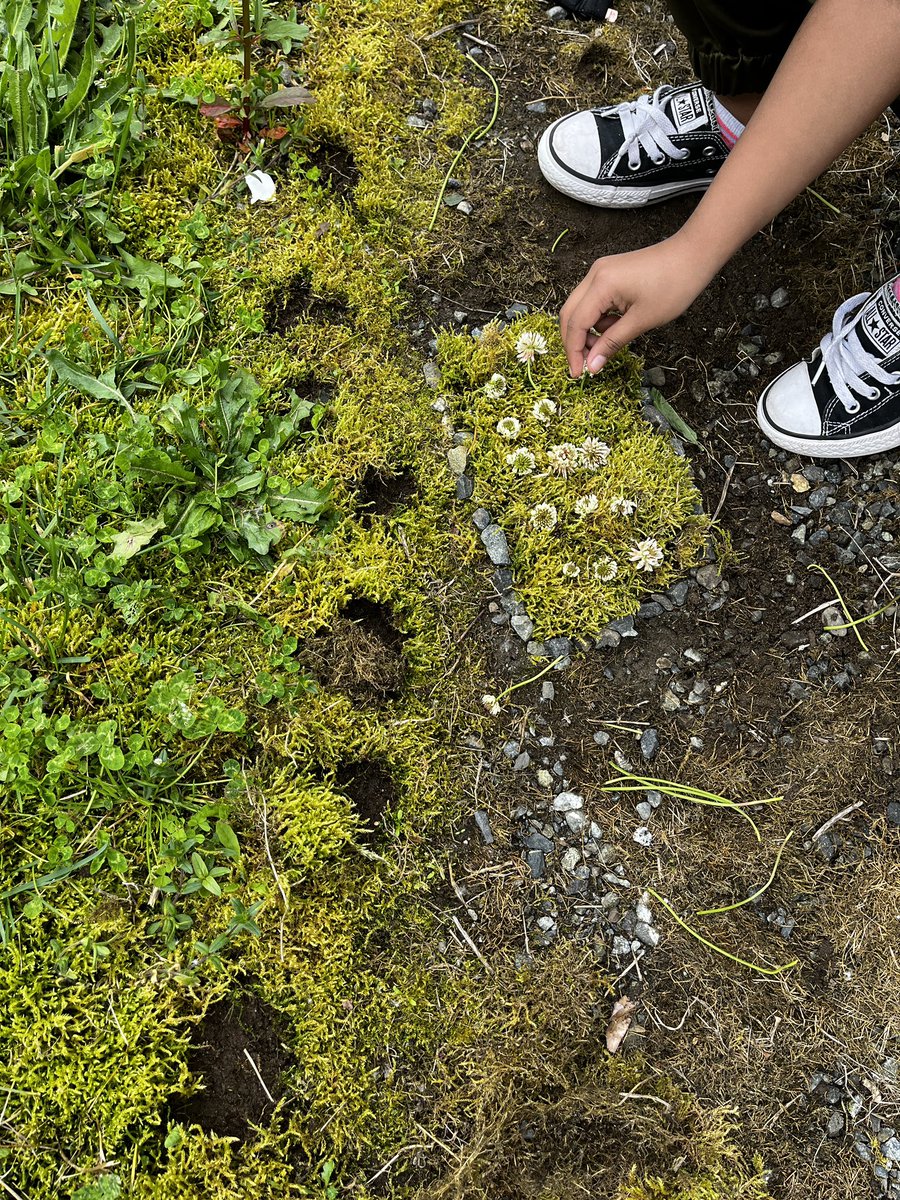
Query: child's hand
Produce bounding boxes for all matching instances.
[559,235,714,379]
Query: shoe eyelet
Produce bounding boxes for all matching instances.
[702,145,718,158]
[651,155,665,166]
[627,161,641,172]
[845,399,861,414]
[867,388,879,401]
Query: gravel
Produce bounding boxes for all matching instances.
[473,809,494,844]
[639,727,660,761]
[480,523,510,565]
[552,791,584,812]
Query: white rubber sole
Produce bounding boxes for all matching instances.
[537,129,713,208]
[756,393,900,459]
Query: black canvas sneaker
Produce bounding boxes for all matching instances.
[757,281,900,458]
[537,83,729,208]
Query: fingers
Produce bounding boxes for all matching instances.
[560,263,627,378]
[584,309,646,374]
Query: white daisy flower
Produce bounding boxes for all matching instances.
[532,396,557,423]
[628,538,665,572]
[574,493,599,518]
[580,437,611,469]
[515,330,548,364]
[609,496,637,517]
[547,442,581,479]
[484,373,507,400]
[496,416,521,440]
[592,556,619,583]
[530,502,558,532]
[561,561,581,579]
[481,693,502,716]
[506,447,536,475]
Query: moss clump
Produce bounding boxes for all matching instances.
[438,315,709,638]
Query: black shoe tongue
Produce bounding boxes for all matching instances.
[859,282,900,361]
[665,84,711,134]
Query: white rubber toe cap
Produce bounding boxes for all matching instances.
[540,111,601,179]
[758,361,823,439]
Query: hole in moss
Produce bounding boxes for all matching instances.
[311,140,360,203]
[571,39,620,86]
[356,465,417,525]
[171,992,292,1142]
[265,274,348,335]
[300,598,408,705]
[336,758,397,841]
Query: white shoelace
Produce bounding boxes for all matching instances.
[601,87,691,172]
[820,292,900,414]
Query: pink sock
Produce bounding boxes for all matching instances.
[713,97,745,150]
[893,276,900,303]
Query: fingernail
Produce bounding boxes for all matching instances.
[587,353,607,374]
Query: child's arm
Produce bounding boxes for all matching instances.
[561,0,900,378]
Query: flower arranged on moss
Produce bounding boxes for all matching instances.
[245,169,277,203]
[580,437,611,469]
[629,538,665,572]
[530,502,558,532]
[609,496,637,517]
[574,493,599,518]
[515,330,548,364]
[506,447,536,475]
[481,693,502,716]
[496,416,521,440]
[532,396,557,423]
[547,442,581,478]
[484,373,507,400]
[592,556,619,583]
[561,561,581,579]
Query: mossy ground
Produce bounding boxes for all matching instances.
[1,2,765,1198]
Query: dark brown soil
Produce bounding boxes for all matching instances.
[355,465,418,525]
[336,758,398,840]
[172,992,292,1141]
[265,273,349,333]
[300,597,408,705]
[311,139,361,204]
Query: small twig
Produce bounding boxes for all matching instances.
[619,1089,671,1111]
[450,912,491,971]
[812,800,864,844]
[710,460,736,522]
[259,790,288,909]
[243,1048,276,1104]
[365,1145,424,1188]
[427,56,501,233]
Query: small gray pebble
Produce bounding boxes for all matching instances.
[887,802,900,826]
[480,523,510,565]
[472,508,492,530]
[473,809,494,844]
[456,199,474,216]
[826,1111,845,1138]
[644,365,666,387]
[447,446,467,474]
[511,613,535,642]
[635,801,653,821]
[541,681,555,702]
[770,287,790,308]
[640,728,660,761]
[513,751,531,772]
[593,731,610,746]
[526,849,546,878]
[422,360,441,388]
[455,474,474,500]
[546,635,571,658]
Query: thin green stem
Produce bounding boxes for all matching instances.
[824,600,894,633]
[496,655,566,703]
[427,55,500,233]
[550,228,569,252]
[695,832,794,916]
[648,889,798,978]
[808,562,867,650]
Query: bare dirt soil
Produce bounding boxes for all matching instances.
[404,3,900,1196]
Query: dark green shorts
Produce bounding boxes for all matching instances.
[667,0,813,95]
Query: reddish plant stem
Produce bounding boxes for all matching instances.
[241,0,252,140]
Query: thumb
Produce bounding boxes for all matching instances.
[585,309,645,374]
